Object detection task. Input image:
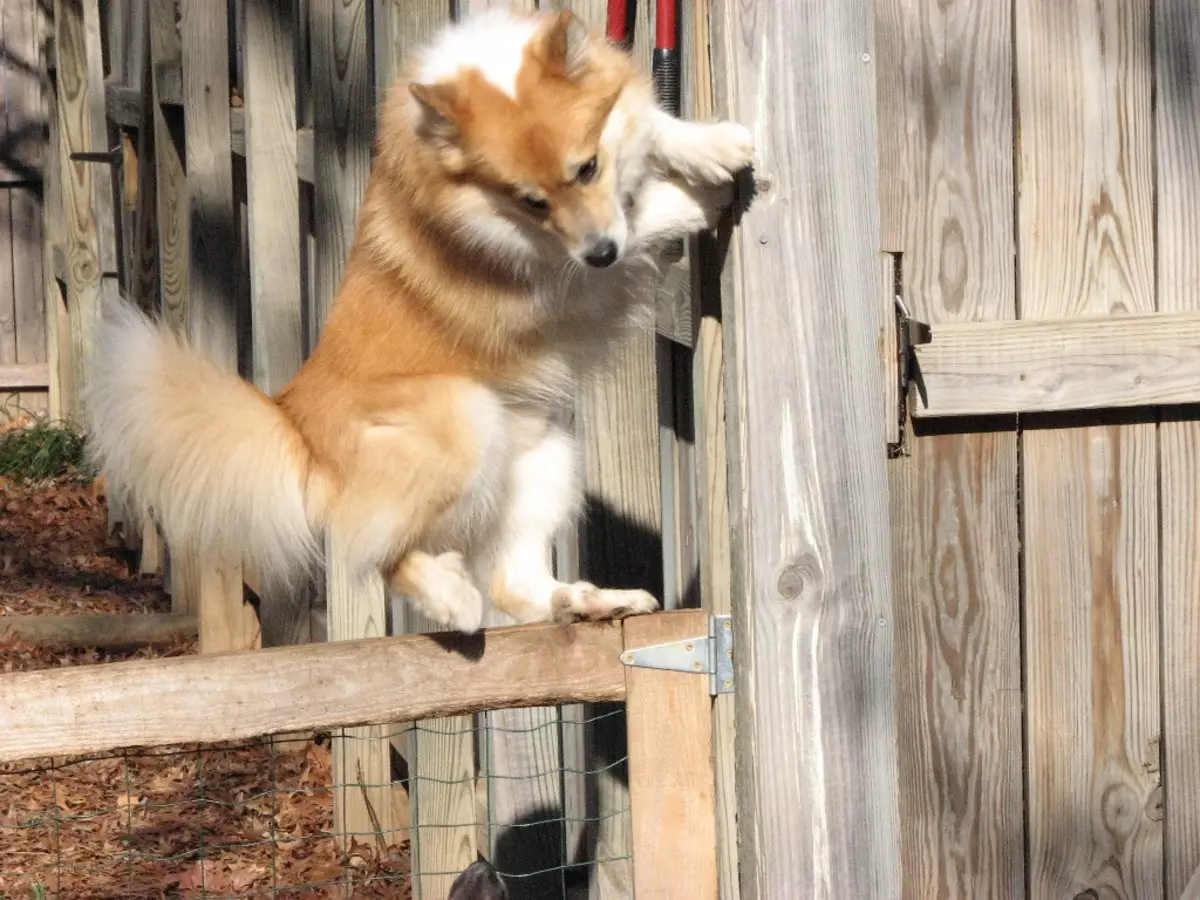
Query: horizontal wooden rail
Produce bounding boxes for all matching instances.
[0,616,638,763]
[912,311,1200,417]
[0,612,197,649]
[0,362,50,391]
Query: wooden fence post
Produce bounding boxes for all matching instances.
[53,0,118,419]
[243,0,309,646]
[624,610,718,900]
[180,0,258,654]
[710,0,903,895]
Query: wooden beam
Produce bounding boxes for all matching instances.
[243,0,308,647]
[229,107,315,183]
[875,0,1025,895]
[1016,2,1162,897]
[710,0,903,895]
[0,618,628,764]
[1158,3,1200,896]
[624,610,717,900]
[309,0,373,332]
[0,362,50,391]
[0,613,197,649]
[680,0,738,893]
[181,0,256,654]
[53,0,119,416]
[325,531,399,854]
[912,312,1200,418]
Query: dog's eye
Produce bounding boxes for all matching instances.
[577,156,599,184]
[519,194,551,214]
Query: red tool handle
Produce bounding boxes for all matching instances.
[607,0,629,44]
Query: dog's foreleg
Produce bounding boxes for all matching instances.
[630,178,732,250]
[647,109,754,187]
[490,425,658,624]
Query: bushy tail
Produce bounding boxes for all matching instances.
[82,300,320,591]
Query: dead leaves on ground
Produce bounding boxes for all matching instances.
[0,483,413,897]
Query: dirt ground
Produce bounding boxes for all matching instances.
[0,475,411,898]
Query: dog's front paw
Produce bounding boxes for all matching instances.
[550,582,660,624]
[678,121,755,185]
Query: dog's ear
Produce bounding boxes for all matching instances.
[409,80,469,170]
[533,10,589,80]
[447,858,509,900]
[409,80,462,136]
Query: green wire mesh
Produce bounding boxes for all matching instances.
[0,707,631,899]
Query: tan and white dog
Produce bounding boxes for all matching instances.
[85,8,754,633]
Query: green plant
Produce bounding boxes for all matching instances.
[0,418,93,483]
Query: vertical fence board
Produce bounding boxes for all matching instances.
[1156,2,1199,896]
[325,530,402,854]
[680,0,737,895]
[53,0,115,417]
[1015,2,1162,898]
[368,4,479,896]
[874,1,1025,898]
[244,0,309,647]
[709,0,902,895]
[309,0,372,332]
[149,0,187,333]
[624,610,717,900]
[181,0,258,653]
[4,0,46,417]
[40,3,67,421]
[560,3,661,896]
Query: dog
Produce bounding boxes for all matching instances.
[84,8,754,634]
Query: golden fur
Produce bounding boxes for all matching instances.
[85,9,755,633]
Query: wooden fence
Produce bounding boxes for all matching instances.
[35,0,743,897]
[0,0,46,416]
[28,0,1200,896]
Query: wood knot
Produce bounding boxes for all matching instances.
[776,556,819,601]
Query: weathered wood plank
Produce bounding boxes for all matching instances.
[243,0,309,647]
[0,617,630,764]
[1016,2,1162,897]
[53,0,117,417]
[39,1,68,420]
[1156,2,1200,896]
[680,0,737,893]
[0,362,50,391]
[181,0,253,654]
[370,5,479,897]
[874,2,1024,898]
[148,0,187,332]
[709,0,902,895]
[564,3,661,895]
[4,0,46,416]
[309,0,373,332]
[911,314,1200,417]
[325,531,399,853]
[0,612,197,649]
[229,106,315,183]
[624,610,717,900]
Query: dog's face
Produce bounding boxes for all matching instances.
[409,12,633,269]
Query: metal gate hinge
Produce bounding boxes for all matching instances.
[620,615,734,695]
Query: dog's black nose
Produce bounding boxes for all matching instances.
[583,237,619,268]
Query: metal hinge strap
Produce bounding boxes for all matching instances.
[620,614,734,695]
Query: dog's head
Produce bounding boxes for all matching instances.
[404,10,639,269]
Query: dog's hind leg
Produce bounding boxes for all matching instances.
[332,378,509,634]
[489,422,659,625]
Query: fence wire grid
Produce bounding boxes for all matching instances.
[0,707,632,899]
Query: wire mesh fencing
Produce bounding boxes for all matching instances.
[0,707,632,899]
